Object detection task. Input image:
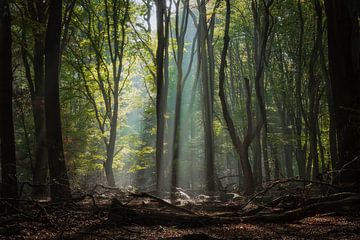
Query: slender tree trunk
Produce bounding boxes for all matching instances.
[251,0,273,182]
[155,0,167,195]
[218,0,255,195]
[32,15,48,197]
[19,3,49,197]
[0,0,18,199]
[198,0,216,192]
[271,145,280,179]
[253,127,262,186]
[44,0,71,201]
[284,142,294,178]
[295,0,306,179]
[105,107,117,187]
[317,120,326,172]
[307,0,323,180]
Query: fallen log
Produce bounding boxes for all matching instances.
[242,195,360,222]
[108,198,214,227]
[109,195,360,226]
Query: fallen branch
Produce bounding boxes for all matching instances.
[242,195,360,222]
[130,192,197,215]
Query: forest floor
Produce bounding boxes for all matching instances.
[1,182,359,240]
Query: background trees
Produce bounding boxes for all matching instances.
[1,0,359,201]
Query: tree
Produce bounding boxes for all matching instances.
[70,0,131,187]
[170,0,191,200]
[155,0,170,194]
[0,0,18,199]
[325,0,360,191]
[219,0,256,195]
[17,0,49,198]
[198,0,216,192]
[44,0,71,201]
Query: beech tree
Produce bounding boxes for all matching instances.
[325,0,360,191]
[44,0,71,201]
[0,0,18,199]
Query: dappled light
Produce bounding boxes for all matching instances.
[0,0,359,239]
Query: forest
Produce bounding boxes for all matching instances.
[0,0,359,239]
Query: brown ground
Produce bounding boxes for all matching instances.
[1,193,359,240]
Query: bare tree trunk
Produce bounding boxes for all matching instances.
[198,0,216,192]
[307,0,323,181]
[44,0,71,201]
[251,0,273,182]
[253,127,262,186]
[25,1,49,197]
[18,1,49,197]
[295,0,306,179]
[325,0,360,191]
[155,0,168,195]
[218,0,255,195]
[0,0,18,199]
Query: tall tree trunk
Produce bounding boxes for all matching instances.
[0,0,18,199]
[170,0,187,200]
[30,2,48,197]
[218,0,255,195]
[19,2,49,197]
[44,0,71,201]
[155,0,167,195]
[295,0,306,179]
[307,0,323,180]
[325,0,360,191]
[251,0,273,182]
[198,0,216,192]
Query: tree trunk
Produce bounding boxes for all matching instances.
[271,144,280,179]
[0,0,18,199]
[253,130,262,186]
[238,143,255,194]
[218,0,254,195]
[307,0,323,181]
[325,0,360,191]
[31,8,48,197]
[284,143,294,178]
[44,0,71,201]
[155,0,167,195]
[198,0,215,192]
[19,2,49,197]
[295,0,306,179]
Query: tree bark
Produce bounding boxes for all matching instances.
[44,0,71,201]
[0,0,18,199]
[22,0,49,198]
[295,0,306,179]
[155,0,167,195]
[325,0,360,191]
[218,0,255,195]
[198,0,216,192]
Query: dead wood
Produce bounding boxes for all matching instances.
[130,192,197,215]
[109,195,360,226]
[242,195,360,222]
[109,198,215,227]
[302,192,358,205]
